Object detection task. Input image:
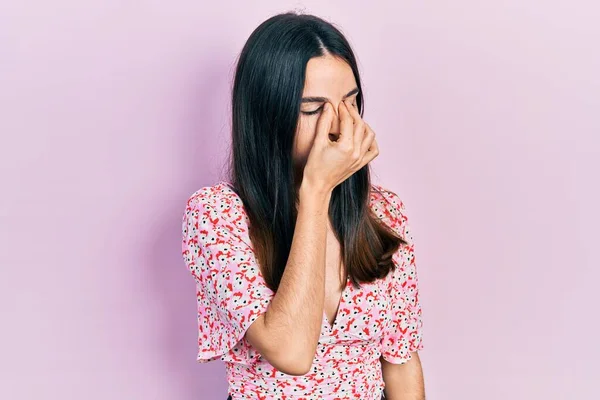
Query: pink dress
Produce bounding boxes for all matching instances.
[181,181,424,399]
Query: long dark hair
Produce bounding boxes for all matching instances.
[224,11,405,292]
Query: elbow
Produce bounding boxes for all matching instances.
[269,351,314,376]
[261,340,315,376]
[245,315,317,375]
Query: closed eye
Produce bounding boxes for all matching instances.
[300,102,357,116]
[301,106,323,116]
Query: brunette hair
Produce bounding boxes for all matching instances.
[224,11,406,291]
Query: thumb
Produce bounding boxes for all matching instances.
[313,102,335,144]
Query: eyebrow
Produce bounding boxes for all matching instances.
[301,87,359,103]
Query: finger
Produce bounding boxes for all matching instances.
[340,128,377,185]
[338,100,354,146]
[344,99,362,125]
[360,122,376,155]
[345,100,366,155]
[363,123,379,161]
[361,136,380,167]
[314,102,335,144]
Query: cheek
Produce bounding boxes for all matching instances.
[293,117,318,165]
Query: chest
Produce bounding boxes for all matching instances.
[322,229,391,340]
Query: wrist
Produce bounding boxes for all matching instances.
[299,180,332,207]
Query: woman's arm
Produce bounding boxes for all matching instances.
[245,180,331,376]
[381,352,425,400]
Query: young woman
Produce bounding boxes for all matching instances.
[182,11,425,400]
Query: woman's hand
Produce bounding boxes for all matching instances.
[302,99,379,193]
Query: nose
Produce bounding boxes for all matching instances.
[328,102,341,134]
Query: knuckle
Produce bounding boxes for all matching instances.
[365,123,374,135]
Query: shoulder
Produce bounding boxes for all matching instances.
[185,181,246,221]
[184,181,250,240]
[370,182,405,209]
[186,181,241,212]
[369,183,408,228]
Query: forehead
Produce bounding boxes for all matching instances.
[303,56,356,96]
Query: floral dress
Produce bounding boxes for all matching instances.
[181,181,424,399]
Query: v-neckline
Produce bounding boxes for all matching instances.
[323,226,348,332]
[323,276,350,332]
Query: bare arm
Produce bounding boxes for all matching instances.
[381,352,425,400]
[245,98,379,375]
[245,181,331,375]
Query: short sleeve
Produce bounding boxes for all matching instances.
[181,188,275,363]
[378,189,424,364]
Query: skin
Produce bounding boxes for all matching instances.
[292,54,426,399]
[293,55,360,187]
[381,353,426,400]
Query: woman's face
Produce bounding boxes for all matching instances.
[293,55,359,182]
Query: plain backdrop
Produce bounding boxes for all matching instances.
[1,1,598,399]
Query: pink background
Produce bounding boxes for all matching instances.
[1,1,598,399]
